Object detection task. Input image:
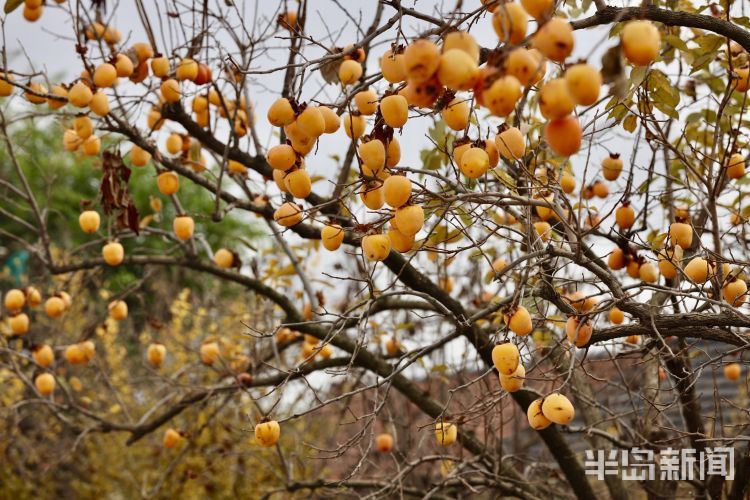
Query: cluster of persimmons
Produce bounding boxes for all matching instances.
[2,0,747,453]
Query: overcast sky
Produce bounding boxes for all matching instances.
[1,0,662,376]
[1,0,627,177]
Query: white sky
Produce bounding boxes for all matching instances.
[2,1,628,177]
[1,1,657,373]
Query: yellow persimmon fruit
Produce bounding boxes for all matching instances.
[499,363,525,392]
[173,216,194,240]
[318,105,340,133]
[160,79,181,103]
[602,153,623,180]
[9,313,29,335]
[213,248,235,268]
[93,63,118,88]
[441,97,471,131]
[354,89,378,115]
[506,306,533,336]
[321,224,345,251]
[338,59,363,85]
[565,317,593,347]
[296,106,326,138]
[33,345,54,367]
[560,172,576,193]
[267,98,296,127]
[359,139,386,174]
[435,422,457,446]
[437,49,479,91]
[609,307,624,324]
[35,373,55,396]
[380,49,406,83]
[505,48,538,86]
[266,144,297,171]
[527,398,552,430]
[521,0,553,20]
[163,428,182,448]
[79,210,100,233]
[4,289,25,312]
[108,300,128,321]
[200,341,220,365]
[114,54,135,78]
[492,3,528,45]
[375,433,394,452]
[383,175,412,208]
[362,234,391,261]
[402,39,441,83]
[255,420,281,447]
[539,78,575,120]
[492,342,520,375]
[47,85,68,109]
[151,56,170,78]
[531,17,574,63]
[157,171,180,195]
[45,296,65,318]
[393,204,424,236]
[724,362,742,381]
[565,64,602,106]
[496,126,525,160]
[131,145,151,167]
[284,168,312,198]
[723,279,748,307]
[147,343,167,367]
[684,256,710,283]
[483,75,522,117]
[102,241,124,266]
[459,147,490,178]
[74,115,93,139]
[727,152,745,179]
[342,113,366,139]
[639,262,659,283]
[621,21,661,66]
[274,202,303,227]
[90,91,109,116]
[615,204,635,230]
[541,393,575,425]
[175,58,199,81]
[387,227,415,253]
[26,287,41,308]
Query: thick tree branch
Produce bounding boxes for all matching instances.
[572,5,750,53]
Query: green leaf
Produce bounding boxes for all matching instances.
[663,34,688,52]
[427,224,463,246]
[491,169,516,192]
[608,102,630,123]
[4,0,22,13]
[622,114,637,133]
[649,70,680,107]
[650,232,668,251]
[693,34,725,52]
[689,52,716,74]
[428,121,446,144]
[532,329,554,346]
[653,101,679,119]
[733,16,750,29]
[420,148,443,170]
[689,35,723,74]
[628,66,648,89]
[648,70,680,119]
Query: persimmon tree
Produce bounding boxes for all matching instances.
[1,0,750,497]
